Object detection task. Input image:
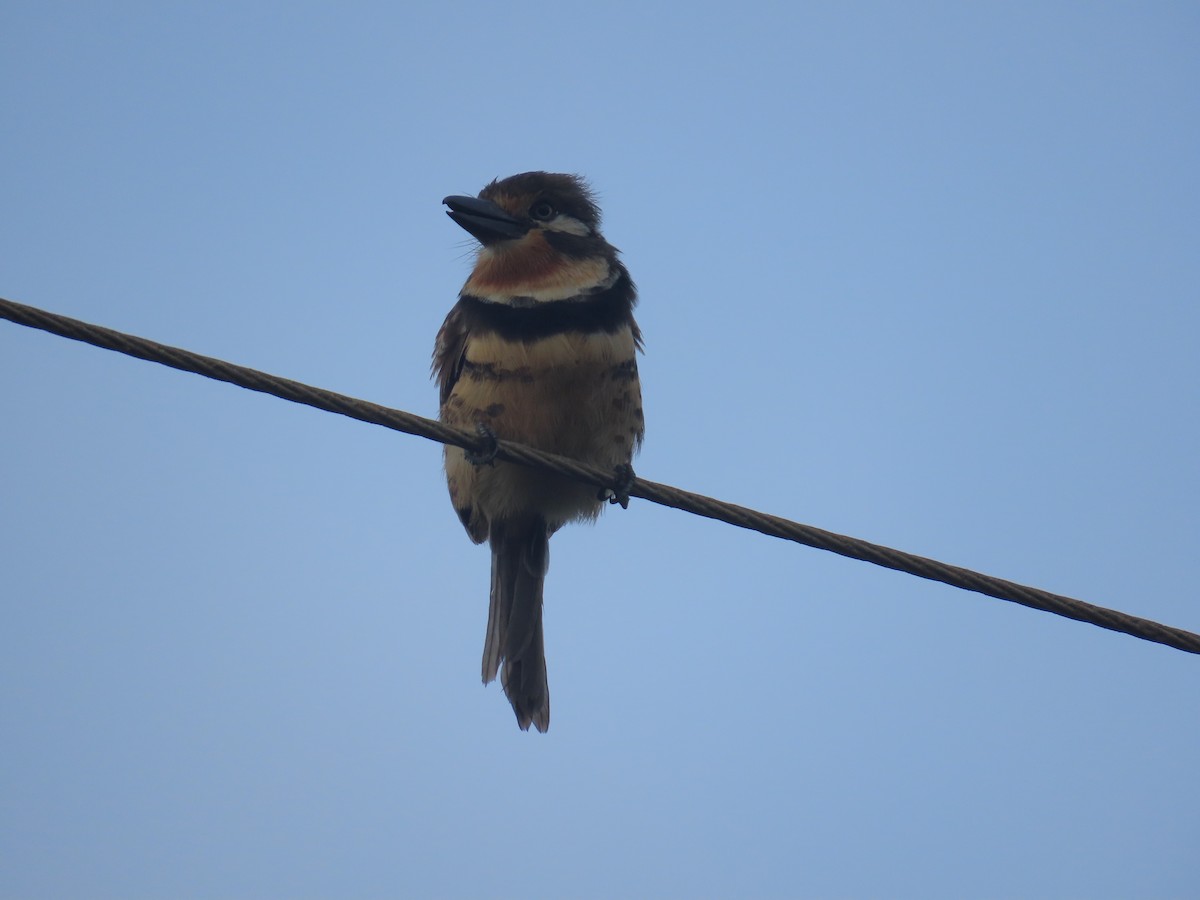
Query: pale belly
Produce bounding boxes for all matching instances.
[442,327,643,535]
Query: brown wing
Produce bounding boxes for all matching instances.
[433,299,489,544]
[432,300,470,409]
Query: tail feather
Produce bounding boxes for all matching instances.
[483,518,551,732]
[482,542,512,684]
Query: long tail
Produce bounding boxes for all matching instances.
[483,517,550,732]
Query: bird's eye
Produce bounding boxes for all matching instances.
[529,201,556,221]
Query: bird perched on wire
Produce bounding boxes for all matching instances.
[434,172,644,732]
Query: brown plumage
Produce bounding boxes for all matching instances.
[434,172,644,731]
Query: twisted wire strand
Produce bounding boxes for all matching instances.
[3,295,1197,655]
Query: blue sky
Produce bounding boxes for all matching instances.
[2,2,1197,897]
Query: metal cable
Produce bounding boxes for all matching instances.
[3,295,1197,655]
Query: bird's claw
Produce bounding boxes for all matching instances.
[599,463,636,509]
[465,422,499,466]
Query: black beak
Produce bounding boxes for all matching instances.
[443,195,529,244]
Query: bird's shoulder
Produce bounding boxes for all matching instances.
[432,300,471,406]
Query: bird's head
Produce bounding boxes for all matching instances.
[444,172,620,304]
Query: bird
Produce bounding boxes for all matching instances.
[433,172,644,731]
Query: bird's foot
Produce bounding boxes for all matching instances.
[598,463,636,509]
[465,422,499,467]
